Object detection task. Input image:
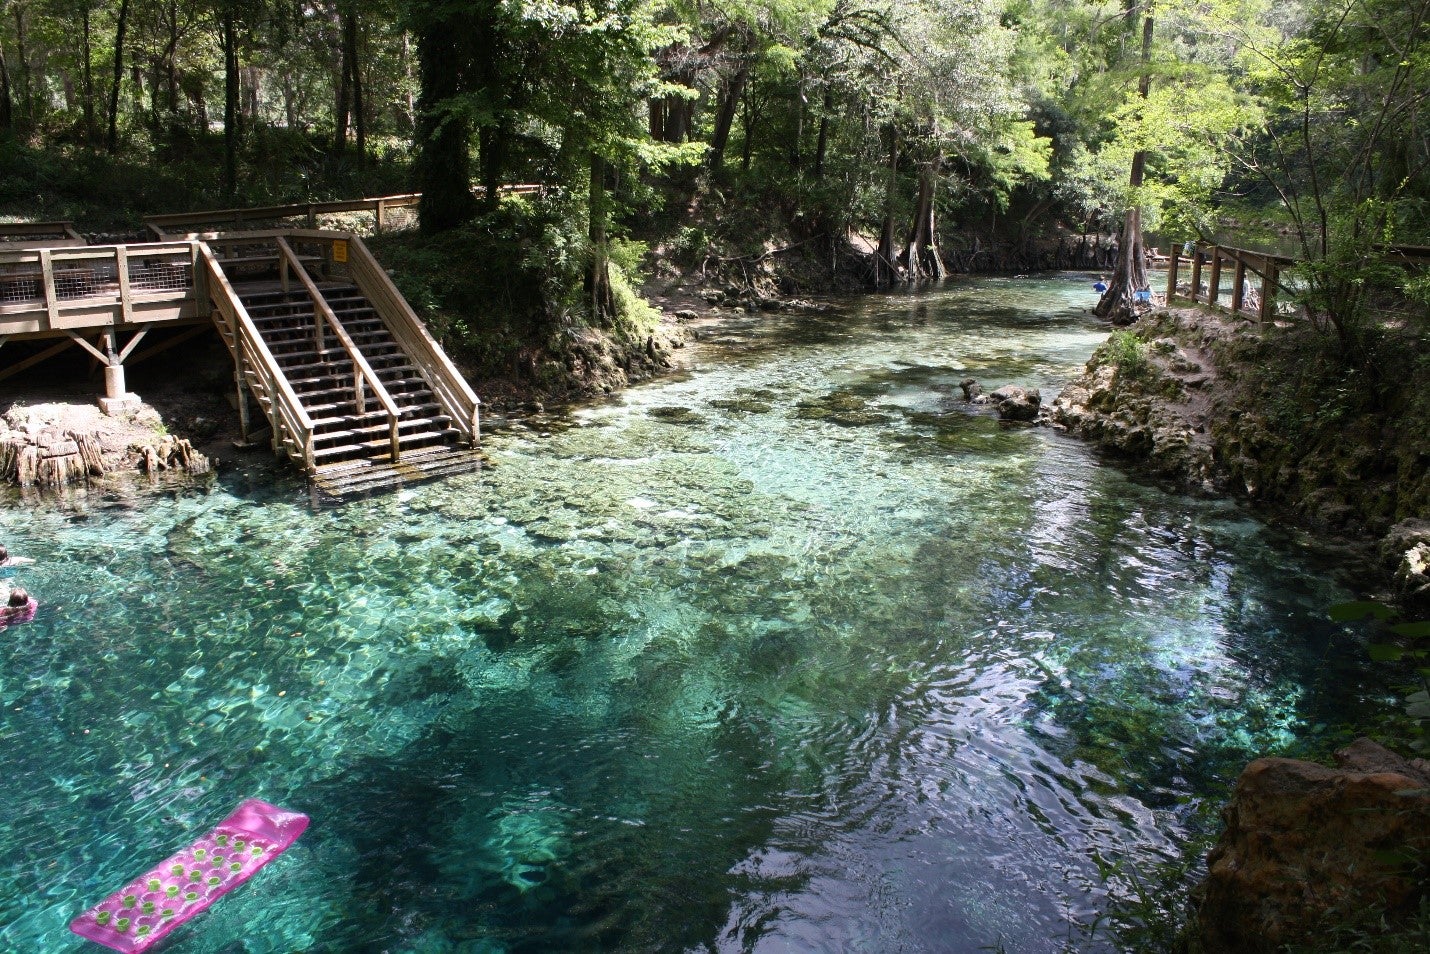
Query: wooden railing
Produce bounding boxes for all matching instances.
[199,245,317,470]
[0,241,205,337]
[146,194,421,239]
[144,185,544,240]
[1165,240,1430,321]
[0,221,85,250]
[344,233,481,444]
[1165,242,1296,322]
[274,236,405,462]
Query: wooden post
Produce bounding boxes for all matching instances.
[306,204,317,229]
[39,249,59,328]
[115,246,133,324]
[1189,248,1204,303]
[1231,255,1246,313]
[1166,245,1180,301]
[235,348,252,441]
[375,199,385,236]
[1259,264,1278,323]
[1207,248,1222,308]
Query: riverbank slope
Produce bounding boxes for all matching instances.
[1049,305,1430,608]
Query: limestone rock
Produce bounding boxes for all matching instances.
[959,378,983,401]
[1189,738,1430,953]
[988,384,1041,422]
[1382,520,1430,609]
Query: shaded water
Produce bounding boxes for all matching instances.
[0,276,1388,953]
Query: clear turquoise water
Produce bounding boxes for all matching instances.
[0,276,1388,953]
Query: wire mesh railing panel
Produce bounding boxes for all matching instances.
[0,269,42,305]
[127,257,193,294]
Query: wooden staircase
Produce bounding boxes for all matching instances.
[201,231,482,497]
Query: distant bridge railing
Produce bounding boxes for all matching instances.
[0,221,85,251]
[1166,241,1430,322]
[144,185,544,240]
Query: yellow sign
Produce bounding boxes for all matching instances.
[332,239,348,263]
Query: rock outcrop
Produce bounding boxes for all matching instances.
[1050,307,1430,603]
[1188,738,1430,952]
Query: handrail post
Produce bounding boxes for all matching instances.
[1207,248,1222,308]
[1260,264,1278,323]
[1189,247,1204,303]
[115,246,133,324]
[39,249,59,329]
[355,369,365,414]
[390,419,401,463]
[1230,254,1246,314]
[1166,245,1180,302]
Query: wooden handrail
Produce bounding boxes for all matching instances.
[343,233,481,443]
[144,186,545,238]
[275,237,404,462]
[199,245,316,470]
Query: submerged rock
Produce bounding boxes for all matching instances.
[1188,738,1430,952]
[959,378,983,402]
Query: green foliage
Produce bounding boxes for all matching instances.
[1105,330,1149,379]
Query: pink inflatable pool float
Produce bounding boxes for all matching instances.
[70,798,309,952]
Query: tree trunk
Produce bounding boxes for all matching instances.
[346,8,364,161]
[587,153,614,327]
[222,8,238,195]
[14,5,32,125]
[708,61,749,171]
[900,157,946,282]
[1095,11,1155,324]
[0,40,10,129]
[107,0,130,152]
[415,17,475,233]
[333,7,351,154]
[813,86,833,180]
[477,123,506,213]
[789,71,805,171]
[82,7,95,141]
[875,123,900,287]
[164,1,179,116]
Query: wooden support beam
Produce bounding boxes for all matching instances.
[1231,256,1246,313]
[1207,249,1223,308]
[64,331,110,363]
[0,337,75,382]
[1167,246,1181,301]
[1189,251,1204,303]
[117,328,151,363]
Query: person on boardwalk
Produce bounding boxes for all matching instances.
[0,586,37,629]
[0,545,34,567]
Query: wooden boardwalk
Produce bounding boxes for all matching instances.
[0,194,506,493]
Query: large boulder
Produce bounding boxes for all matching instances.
[1381,519,1430,609]
[988,384,1041,422]
[1188,738,1430,953]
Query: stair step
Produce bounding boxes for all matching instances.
[311,415,452,442]
[311,429,460,460]
[276,354,410,378]
[311,448,485,499]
